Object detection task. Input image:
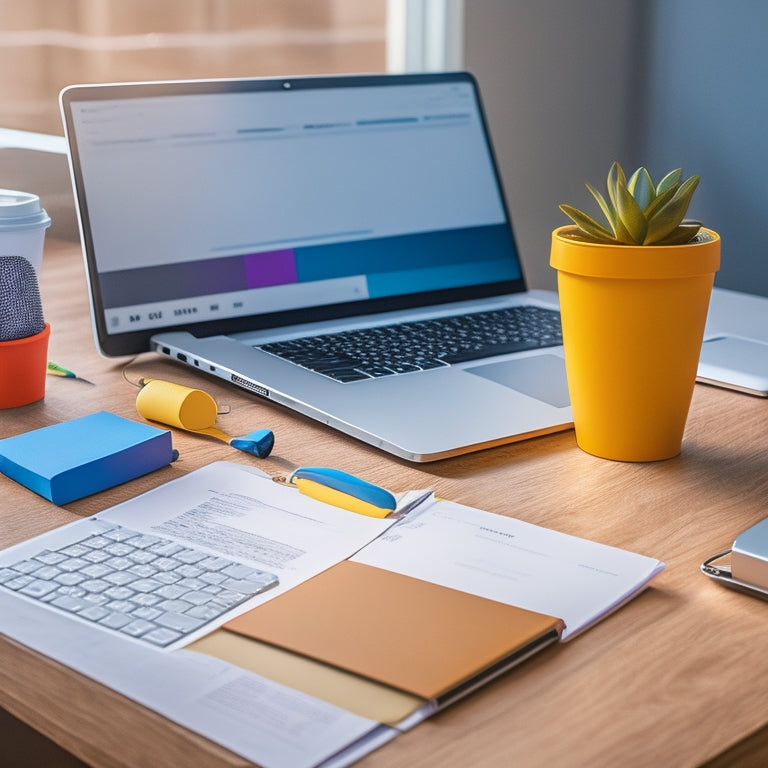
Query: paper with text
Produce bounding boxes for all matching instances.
[93,461,399,644]
[352,499,664,639]
[0,592,393,768]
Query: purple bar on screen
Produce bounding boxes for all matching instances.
[243,249,297,288]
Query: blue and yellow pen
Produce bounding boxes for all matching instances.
[275,467,397,518]
[47,361,94,385]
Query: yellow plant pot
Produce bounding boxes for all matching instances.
[550,226,720,461]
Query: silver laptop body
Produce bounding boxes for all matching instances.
[60,72,573,461]
[700,287,768,396]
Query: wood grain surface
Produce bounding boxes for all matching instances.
[2,240,768,767]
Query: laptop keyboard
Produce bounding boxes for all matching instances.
[0,520,279,648]
[259,305,562,383]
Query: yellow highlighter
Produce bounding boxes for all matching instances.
[280,467,397,518]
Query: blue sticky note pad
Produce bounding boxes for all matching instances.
[0,411,175,505]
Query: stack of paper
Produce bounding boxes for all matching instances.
[0,462,664,768]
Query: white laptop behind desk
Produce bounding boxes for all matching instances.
[60,72,573,462]
[700,287,768,396]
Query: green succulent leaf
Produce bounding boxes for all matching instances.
[605,162,635,243]
[627,167,655,211]
[643,183,678,219]
[585,183,616,234]
[558,204,615,242]
[656,168,682,196]
[615,176,648,244]
[644,175,700,244]
[651,223,702,246]
[558,162,702,246]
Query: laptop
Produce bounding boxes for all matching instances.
[60,71,576,462]
[700,287,768,396]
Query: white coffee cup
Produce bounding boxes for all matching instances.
[0,189,52,274]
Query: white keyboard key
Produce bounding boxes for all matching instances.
[132,606,163,621]
[150,542,184,557]
[0,569,20,584]
[99,611,133,629]
[186,605,222,621]
[120,619,156,637]
[82,550,111,564]
[54,572,85,586]
[85,536,112,549]
[34,550,67,565]
[143,628,182,646]
[128,550,156,565]
[131,592,162,607]
[129,535,161,549]
[105,598,135,612]
[81,564,111,579]
[51,595,88,612]
[222,578,275,595]
[157,599,194,614]
[155,611,205,632]
[13,559,45,575]
[59,544,89,558]
[156,584,188,600]
[30,565,61,580]
[131,578,163,593]
[174,549,208,565]
[128,564,157,578]
[221,563,260,579]
[102,528,136,542]
[182,590,219,607]
[81,593,108,606]
[80,578,110,593]
[79,605,110,622]
[6,575,34,590]
[20,580,58,599]
[105,543,133,557]
[104,571,136,586]
[58,586,87,598]
[199,572,227,586]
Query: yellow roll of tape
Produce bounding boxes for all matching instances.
[136,379,218,431]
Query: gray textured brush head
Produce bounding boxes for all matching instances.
[0,256,45,342]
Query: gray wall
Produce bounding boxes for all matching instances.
[464,0,641,291]
[638,0,768,295]
[465,0,768,295]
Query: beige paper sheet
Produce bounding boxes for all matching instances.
[188,629,427,726]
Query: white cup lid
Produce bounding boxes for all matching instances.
[0,189,51,230]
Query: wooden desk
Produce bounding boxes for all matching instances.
[2,240,768,768]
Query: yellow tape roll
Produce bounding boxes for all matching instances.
[136,379,218,431]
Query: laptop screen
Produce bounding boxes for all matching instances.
[61,72,525,356]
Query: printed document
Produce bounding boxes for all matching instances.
[353,497,664,639]
[0,590,393,768]
[93,461,399,643]
[0,461,407,768]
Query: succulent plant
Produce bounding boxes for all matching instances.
[559,161,701,246]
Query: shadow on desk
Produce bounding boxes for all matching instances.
[0,707,87,768]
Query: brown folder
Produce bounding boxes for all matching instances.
[224,560,563,701]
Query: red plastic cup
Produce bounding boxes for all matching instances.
[0,322,50,408]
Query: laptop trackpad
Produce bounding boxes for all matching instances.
[466,354,570,408]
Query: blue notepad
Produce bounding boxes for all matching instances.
[0,411,175,505]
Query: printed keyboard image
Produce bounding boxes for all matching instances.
[0,520,279,647]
